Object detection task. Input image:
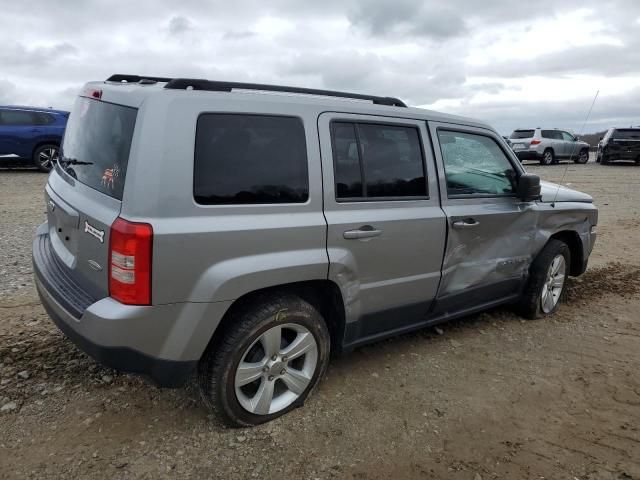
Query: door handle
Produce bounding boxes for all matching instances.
[343,225,382,239]
[452,218,480,229]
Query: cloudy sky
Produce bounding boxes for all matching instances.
[2,0,639,134]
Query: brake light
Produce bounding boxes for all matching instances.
[82,88,102,99]
[109,217,153,305]
[530,139,541,145]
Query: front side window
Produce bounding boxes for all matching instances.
[331,121,427,200]
[561,131,575,142]
[438,130,517,197]
[194,114,309,205]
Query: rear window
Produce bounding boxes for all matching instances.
[613,129,640,140]
[194,114,309,205]
[59,97,137,200]
[510,130,535,139]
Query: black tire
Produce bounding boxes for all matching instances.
[197,293,330,427]
[635,155,640,165]
[574,149,589,164]
[595,153,601,163]
[601,153,610,165]
[516,239,571,320]
[33,144,59,172]
[540,148,554,165]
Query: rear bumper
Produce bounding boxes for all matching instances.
[32,225,214,387]
[36,277,196,387]
[602,151,640,162]
[514,150,542,161]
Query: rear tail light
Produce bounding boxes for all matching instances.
[530,139,541,145]
[109,217,153,305]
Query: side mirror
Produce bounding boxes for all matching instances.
[517,173,541,202]
[599,137,603,141]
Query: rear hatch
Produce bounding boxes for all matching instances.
[608,129,640,156]
[45,95,137,301]
[509,129,535,151]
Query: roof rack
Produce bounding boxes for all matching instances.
[104,74,407,107]
[107,74,173,84]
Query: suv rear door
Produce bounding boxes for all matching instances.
[428,122,537,314]
[45,95,137,301]
[610,129,640,159]
[318,112,446,345]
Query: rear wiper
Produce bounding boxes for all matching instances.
[61,157,93,166]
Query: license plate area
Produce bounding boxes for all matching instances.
[46,189,80,268]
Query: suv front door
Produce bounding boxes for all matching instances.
[319,113,446,346]
[428,122,538,315]
[560,131,578,159]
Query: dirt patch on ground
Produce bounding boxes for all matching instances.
[566,262,640,302]
[1,161,640,479]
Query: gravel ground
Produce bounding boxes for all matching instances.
[1,157,640,479]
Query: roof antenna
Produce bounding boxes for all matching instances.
[551,90,599,207]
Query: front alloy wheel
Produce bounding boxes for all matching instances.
[540,254,566,313]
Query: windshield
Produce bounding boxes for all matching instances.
[510,130,535,139]
[59,97,137,200]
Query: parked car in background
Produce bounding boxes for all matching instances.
[0,106,69,172]
[34,75,598,426]
[596,127,640,165]
[509,128,590,165]
[502,135,513,148]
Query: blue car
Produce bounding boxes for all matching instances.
[0,106,69,172]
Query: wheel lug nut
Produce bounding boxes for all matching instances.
[280,369,286,375]
[262,366,269,373]
[282,356,288,362]
[268,375,275,381]
[271,355,277,361]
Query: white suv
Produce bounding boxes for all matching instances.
[510,128,590,165]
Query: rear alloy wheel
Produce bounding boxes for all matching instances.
[33,144,59,172]
[540,149,554,165]
[198,294,330,427]
[574,149,589,164]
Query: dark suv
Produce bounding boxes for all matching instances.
[0,106,69,171]
[597,127,640,165]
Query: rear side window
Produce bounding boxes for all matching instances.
[60,97,137,200]
[510,130,534,139]
[194,114,309,205]
[541,130,555,139]
[34,112,55,125]
[438,130,517,197]
[331,121,427,200]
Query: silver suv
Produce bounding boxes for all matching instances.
[33,75,598,426]
[510,128,590,165]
